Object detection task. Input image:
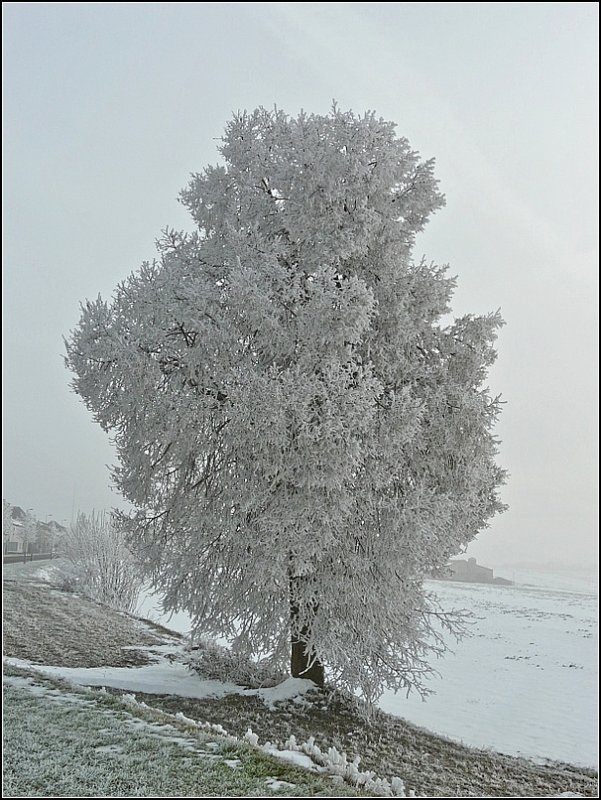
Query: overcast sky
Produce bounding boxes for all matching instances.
[3,2,598,570]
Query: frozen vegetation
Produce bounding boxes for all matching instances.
[3,562,597,797]
[3,668,364,798]
[59,511,143,613]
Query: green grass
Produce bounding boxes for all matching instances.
[2,665,370,798]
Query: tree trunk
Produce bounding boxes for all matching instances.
[289,574,325,687]
[290,636,325,686]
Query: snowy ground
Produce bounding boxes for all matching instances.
[381,570,598,769]
[139,568,598,769]
[4,654,315,708]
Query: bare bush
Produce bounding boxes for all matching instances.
[60,511,143,613]
[184,637,287,689]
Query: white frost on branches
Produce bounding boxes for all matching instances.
[65,105,506,700]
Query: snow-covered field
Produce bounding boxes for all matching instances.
[140,568,598,769]
[381,570,598,769]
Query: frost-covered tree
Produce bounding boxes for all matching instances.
[65,106,505,700]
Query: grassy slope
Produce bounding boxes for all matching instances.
[3,568,598,798]
[3,666,364,798]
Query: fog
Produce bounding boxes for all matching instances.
[3,2,598,571]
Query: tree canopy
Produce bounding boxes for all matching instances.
[65,105,506,701]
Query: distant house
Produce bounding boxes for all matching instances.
[441,557,513,585]
[3,507,28,554]
[3,525,25,553]
[35,520,67,553]
[449,557,493,582]
[3,503,67,555]
[34,523,53,554]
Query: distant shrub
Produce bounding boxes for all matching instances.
[59,511,143,613]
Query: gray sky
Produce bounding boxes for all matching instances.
[3,2,598,569]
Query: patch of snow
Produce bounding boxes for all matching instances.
[249,677,316,708]
[3,673,93,706]
[265,776,297,790]
[262,745,320,771]
[210,722,228,735]
[4,657,243,700]
[174,710,202,727]
[244,729,259,746]
[4,655,317,712]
